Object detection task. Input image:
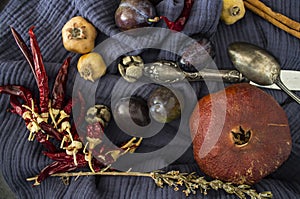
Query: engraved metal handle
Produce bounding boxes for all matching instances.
[143,61,247,84]
[184,69,247,83]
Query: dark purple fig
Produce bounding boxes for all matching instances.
[115,0,157,31]
[179,37,215,72]
[148,86,181,123]
[113,97,151,133]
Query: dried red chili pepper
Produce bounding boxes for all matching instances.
[85,122,105,172]
[0,85,36,108]
[35,131,58,153]
[160,0,194,32]
[52,57,71,110]
[63,98,72,115]
[43,151,75,162]
[10,26,38,83]
[28,26,49,114]
[61,90,85,124]
[9,95,27,116]
[37,151,105,183]
[72,90,86,126]
[35,153,88,186]
[39,121,63,141]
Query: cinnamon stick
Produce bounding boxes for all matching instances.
[244,0,300,39]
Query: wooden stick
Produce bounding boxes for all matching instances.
[244,0,300,31]
[244,0,300,39]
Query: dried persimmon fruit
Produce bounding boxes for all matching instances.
[190,83,292,185]
[62,16,97,54]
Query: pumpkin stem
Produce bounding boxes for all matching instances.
[231,126,251,146]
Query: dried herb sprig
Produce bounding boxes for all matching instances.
[27,170,272,199]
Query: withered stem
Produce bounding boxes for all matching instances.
[27,170,272,199]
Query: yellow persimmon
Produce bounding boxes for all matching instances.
[77,52,107,82]
[62,16,97,54]
[221,0,246,25]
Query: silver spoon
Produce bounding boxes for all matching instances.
[228,42,300,104]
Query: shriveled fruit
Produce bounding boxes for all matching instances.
[77,52,107,82]
[190,83,292,185]
[118,55,144,82]
[62,16,97,54]
[115,0,157,31]
[113,97,151,133]
[220,0,246,25]
[179,36,215,72]
[148,86,181,123]
[85,105,111,127]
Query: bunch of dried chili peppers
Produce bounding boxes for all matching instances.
[0,26,142,186]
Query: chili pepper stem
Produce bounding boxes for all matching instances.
[60,136,68,148]
[73,151,78,166]
[22,100,44,124]
[28,131,36,141]
[121,137,137,149]
[48,102,59,128]
[84,142,96,173]
[56,110,70,126]
[87,151,95,173]
[147,16,161,23]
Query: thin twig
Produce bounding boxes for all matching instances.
[26,170,272,199]
[244,0,300,31]
[244,0,300,39]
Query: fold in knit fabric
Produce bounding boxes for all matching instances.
[0,0,299,198]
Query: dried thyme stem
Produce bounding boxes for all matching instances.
[27,170,272,199]
[244,0,300,39]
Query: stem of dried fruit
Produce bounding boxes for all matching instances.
[27,170,272,199]
[244,0,300,39]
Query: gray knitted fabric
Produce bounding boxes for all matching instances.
[0,0,300,198]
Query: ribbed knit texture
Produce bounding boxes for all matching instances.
[0,0,300,198]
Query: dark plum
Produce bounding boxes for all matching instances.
[115,0,157,31]
[148,86,181,123]
[113,97,151,133]
[179,37,215,72]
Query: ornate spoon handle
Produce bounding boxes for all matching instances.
[184,69,246,83]
[143,61,247,84]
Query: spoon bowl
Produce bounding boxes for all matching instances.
[228,42,300,104]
